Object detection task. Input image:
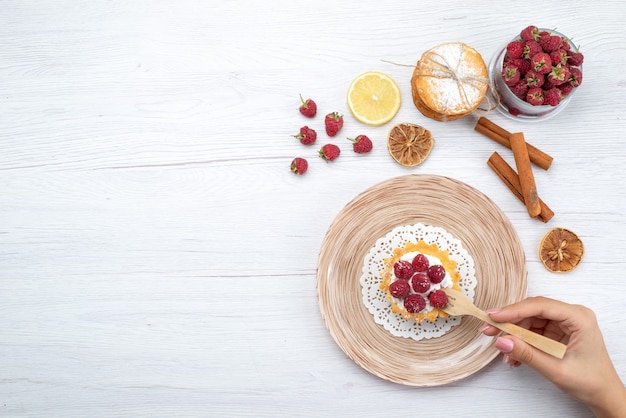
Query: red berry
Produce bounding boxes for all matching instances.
[324,112,344,137]
[293,126,317,145]
[558,82,574,98]
[347,135,372,154]
[543,79,556,91]
[501,63,521,86]
[389,280,411,299]
[509,81,529,100]
[523,40,543,60]
[544,87,561,107]
[508,106,522,116]
[524,70,545,88]
[526,87,545,106]
[531,52,552,74]
[567,51,584,66]
[569,67,583,87]
[509,58,532,76]
[506,41,525,59]
[428,289,448,308]
[318,144,340,162]
[547,64,571,86]
[411,273,431,293]
[298,94,317,118]
[539,33,563,52]
[404,294,426,313]
[550,49,568,66]
[427,265,446,284]
[411,253,429,272]
[520,25,540,42]
[393,260,414,280]
[290,157,308,175]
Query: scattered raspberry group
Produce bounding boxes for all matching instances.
[289,95,374,175]
[502,25,584,109]
[390,254,449,314]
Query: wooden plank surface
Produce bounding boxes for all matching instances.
[1,1,626,416]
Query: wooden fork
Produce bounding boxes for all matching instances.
[441,287,567,359]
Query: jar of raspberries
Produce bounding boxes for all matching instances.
[488,25,584,121]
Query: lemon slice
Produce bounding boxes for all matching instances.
[387,123,434,167]
[539,227,584,273]
[347,71,401,126]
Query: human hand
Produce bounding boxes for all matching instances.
[481,296,626,417]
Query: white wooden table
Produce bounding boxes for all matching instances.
[2,1,625,416]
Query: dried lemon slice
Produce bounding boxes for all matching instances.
[387,123,434,167]
[347,71,401,126]
[539,227,584,273]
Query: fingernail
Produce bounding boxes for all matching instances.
[502,354,510,365]
[486,308,501,315]
[479,323,491,332]
[495,336,514,353]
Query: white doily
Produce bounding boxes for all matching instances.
[360,223,476,341]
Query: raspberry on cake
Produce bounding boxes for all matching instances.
[389,280,411,299]
[428,289,449,308]
[379,239,461,322]
[411,273,430,294]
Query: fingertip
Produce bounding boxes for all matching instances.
[479,323,500,336]
[494,336,515,353]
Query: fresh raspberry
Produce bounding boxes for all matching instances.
[293,126,317,145]
[520,25,540,42]
[324,112,343,137]
[558,82,575,98]
[411,253,429,272]
[389,280,411,299]
[427,265,446,284]
[550,49,568,66]
[298,94,317,118]
[539,33,563,52]
[393,260,414,280]
[318,144,340,162]
[523,40,543,60]
[508,106,522,116]
[505,41,525,59]
[411,273,431,293]
[538,30,551,38]
[569,67,583,87]
[347,135,372,154]
[567,51,584,66]
[544,88,561,106]
[501,63,521,86]
[542,79,556,91]
[404,294,426,313]
[509,81,529,100]
[428,289,448,308]
[290,157,308,175]
[508,58,532,76]
[526,87,545,106]
[531,52,552,74]
[524,70,545,88]
[547,64,571,86]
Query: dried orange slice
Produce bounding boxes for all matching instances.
[347,71,401,126]
[539,227,584,273]
[387,123,434,167]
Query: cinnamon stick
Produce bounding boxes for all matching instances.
[487,152,554,222]
[475,117,553,170]
[509,132,541,218]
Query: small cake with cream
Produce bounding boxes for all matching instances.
[379,239,460,322]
